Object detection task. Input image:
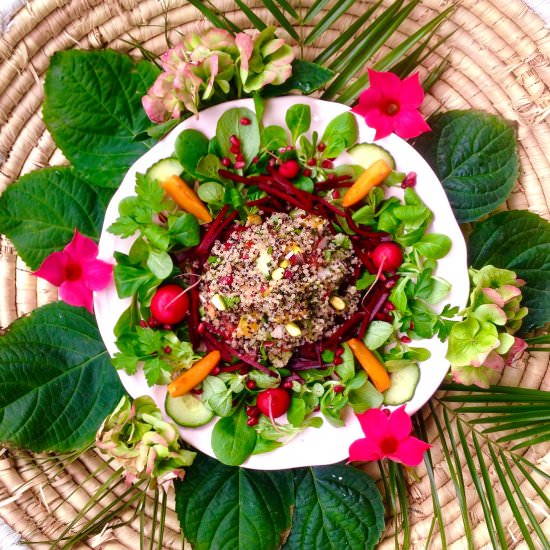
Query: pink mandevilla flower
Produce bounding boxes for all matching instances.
[349,405,430,466]
[352,69,431,141]
[34,229,112,313]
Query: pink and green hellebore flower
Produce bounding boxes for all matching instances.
[352,69,431,141]
[349,406,430,466]
[33,229,112,313]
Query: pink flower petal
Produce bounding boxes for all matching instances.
[82,259,113,290]
[389,436,431,467]
[367,111,395,141]
[368,69,401,97]
[34,251,68,286]
[59,280,94,313]
[399,72,424,108]
[506,337,527,365]
[393,109,431,139]
[349,437,383,463]
[64,230,98,262]
[356,408,388,442]
[386,405,413,441]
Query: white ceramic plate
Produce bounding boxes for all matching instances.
[94,96,469,470]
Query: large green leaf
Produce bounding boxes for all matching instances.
[468,210,550,330]
[283,464,385,550]
[0,167,111,270]
[414,110,519,223]
[43,49,159,188]
[0,302,125,451]
[175,453,294,550]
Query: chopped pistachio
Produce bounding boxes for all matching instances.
[279,259,290,268]
[271,267,284,281]
[285,322,302,337]
[211,294,226,311]
[329,296,346,311]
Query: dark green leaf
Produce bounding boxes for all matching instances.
[285,104,311,143]
[113,252,159,298]
[263,60,334,96]
[261,125,289,151]
[320,112,358,158]
[414,110,519,223]
[283,464,385,550]
[211,407,257,465]
[217,107,260,167]
[467,210,550,330]
[0,302,124,451]
[168,213,200,247]
[175,129,210,175]
[43,50,159,188]
[0,167,109,270]
[175,453,294,550]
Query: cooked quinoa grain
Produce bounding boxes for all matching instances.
[199,212,359,367]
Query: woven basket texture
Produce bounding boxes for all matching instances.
[0,0,549,548]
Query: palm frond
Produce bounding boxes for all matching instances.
[235,0,268,31]
[273,0,299,20]
[261,0,300,40]
[305,0,357,46]
[184,0,241,32]
[303,0,332,24]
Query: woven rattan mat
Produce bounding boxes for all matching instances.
[0,0,549,548]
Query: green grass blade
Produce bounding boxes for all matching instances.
[500,451,549,547]
[378,460,393,508]
[337,5,453,104]
[455,420,502,549]
[274,0,299,19]
[235,0,267,30]
[261,0,300,41]
[327,0,406,73]
[372,6,454,71]
[511,432,550,450]
[303,0,332,23]
[157,489,168,549]
[488,446,536,549]
[185,0,240,32]
[436,405,474,548]
[414,415,447,548]
[305,0,357,45]
[512,456,550,507]
[148,487,160,550]
[396,465,411,549]
[314,0,384,66]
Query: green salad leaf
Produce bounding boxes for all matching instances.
[175,129,210,175]
[0,167,110,270]
[468,210,550,330]
[211,406,258,465]
[320,111,358,158]
[262,59,334,96]
[175,453,294,550]
[43,50,160,188]
[414,110,519,223]
[0,302,125,451]
[216,107,261,166]
[283,465,385,550]
[286,104,311,143]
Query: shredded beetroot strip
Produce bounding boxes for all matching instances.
[187,286,201,349]
[196,206,238,256]
[322,311,364,350]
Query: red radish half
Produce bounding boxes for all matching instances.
[150,284,189,325]
[257,388,291,418]
[371,242,403,273]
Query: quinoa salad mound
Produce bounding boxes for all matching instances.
[200,212,360,367]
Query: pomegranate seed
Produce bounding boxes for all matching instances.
[335,346,344,357]
[229,134,240,147]
[268,158,276,168]
[230,144,241,155]
[240,117,251,125]
[246,380,257,390]
[235,152,244,162]
[334,385,345,393]
[307,158,316,166]
[197,322,206,334]
[333,357,343,365]
[303,168,312,177]
[234,160,246,169]
[219,275,233,286]
[284,269,292,279]
[252,156,259,164]
[221,157,231,167]
[400,335,412,344]
[332,190,340,199]
[327,172,335,180]
[375,312,387,320]
[246,405,260,417]
[191,388,203,395]
[317,142,326,152]
[285,145,294,152]
[282,380,293,389]
[385,302,395,311]
[247,416,259,426]
[385,279,397,289]
[148,317,158,328]
[321,159,333,169]
[163,346,172,354]
[409,321,415,330]
[211,366,221,376]
[139,320,148,328]
[239,366,249,375]
[278,160,300,179]
[163,324,172,330]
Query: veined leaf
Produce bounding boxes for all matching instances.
[43,50,160,188]
[0,302,125,452]
[283,464,384,550]
[175,453,294,550]
[0,167,110,270]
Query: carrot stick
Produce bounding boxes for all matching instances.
[167,350,221,397]
[342,160,392,208]
[161,175,212,223]
[346,337,391,393]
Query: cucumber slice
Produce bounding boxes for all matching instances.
[146,158,184,183]
[165,392,214,427]
[348,143,396,170]
[383,364,420,405]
